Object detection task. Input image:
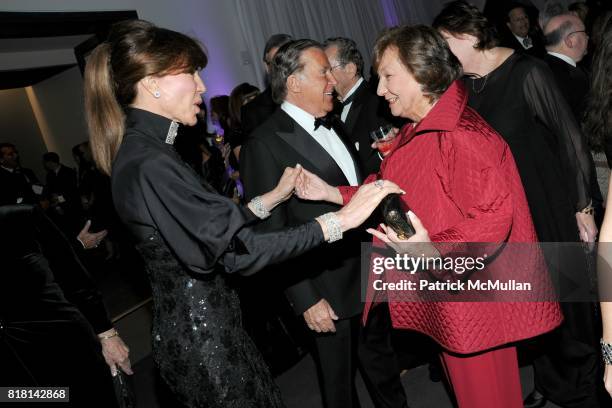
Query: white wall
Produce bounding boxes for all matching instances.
[0,88,48,180]
[29,66,88,169]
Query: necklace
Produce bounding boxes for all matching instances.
[471,74,488,94]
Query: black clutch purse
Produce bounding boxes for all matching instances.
[113,370,136,408]
[380,193,415,239]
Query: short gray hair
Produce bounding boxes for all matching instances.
[323,37,364,77]
[544,19,575,47]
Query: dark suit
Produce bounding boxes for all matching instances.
[241,108,364,408]
[240,87,278,138]
[500,32,546,58]
[0,167,38,205]
[339,79,396,176]
[46,165,78,204]
[543,53,589,120]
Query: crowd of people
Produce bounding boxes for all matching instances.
[2,1,612,407]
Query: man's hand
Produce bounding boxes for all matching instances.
[77,220,108,250]
[303,299,338,333]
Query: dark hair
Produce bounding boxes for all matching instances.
[544,19,574,47]
[229,83,260,126]
[269,39,323,104]
[43,152,60,163]
[84,19,208,175]
[210,95,231,133]
[433,1,499,50]
[263,34,293,62]
[583,16,612,152]
[0,142,16,151]
[374,25,462,103]
[505,3,527,23]
[323,37,364,77]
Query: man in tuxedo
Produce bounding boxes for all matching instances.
[324,37,395,176]
[43,152,78,209]
[240,39,407,408]
[500,3,546,58]
[543,13,589,119]
[241,33,293,138]
[0,143,40,206]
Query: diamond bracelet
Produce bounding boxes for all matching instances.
[602,339,612,365]
[317,212,343,243]
[249,196,271,219]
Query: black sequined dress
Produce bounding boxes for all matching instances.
[112,108,324,408]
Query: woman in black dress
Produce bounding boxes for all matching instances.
[434,2,603,407]
[83,20,400,408]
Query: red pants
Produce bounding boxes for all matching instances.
[440,346,523,408]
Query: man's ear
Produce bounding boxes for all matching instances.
[346,62,358,77]
[287,74,301,94]
[564,35,574,49]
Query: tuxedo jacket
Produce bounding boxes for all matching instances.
[46,165,78,202]
[0,167,37,205]
[339,79,396,176]
[240,108,363,318]
[543,53,589,120]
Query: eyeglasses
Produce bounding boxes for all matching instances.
[567,30,588,38]
[330,64,345,72]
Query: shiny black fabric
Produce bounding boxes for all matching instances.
[0,205,116,408]
[464,52,592,242]
[111,108,324,407]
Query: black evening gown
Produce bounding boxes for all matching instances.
[111,108,324,408]
[464,52,604,407]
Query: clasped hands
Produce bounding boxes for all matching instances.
[267,165,405,234]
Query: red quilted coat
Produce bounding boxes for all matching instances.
[339,81,562,354]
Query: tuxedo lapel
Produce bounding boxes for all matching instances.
[274,110,351,186]
[343,81,368,135]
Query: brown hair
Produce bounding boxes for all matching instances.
[84,19,207,175]
[373,25,462,102]
[432,0,499,51]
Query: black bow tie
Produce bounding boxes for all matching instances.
[314,116,333,131]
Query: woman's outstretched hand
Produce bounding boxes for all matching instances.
[334,180,404,231]
[295,168,343,204]
[273,164,303,203]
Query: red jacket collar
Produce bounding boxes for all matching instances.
[392,80,468,151]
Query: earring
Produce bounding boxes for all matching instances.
[153,91,161,98]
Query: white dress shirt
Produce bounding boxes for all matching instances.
[340,77,364,123]
[281,101,358,186]
[547,51,577,67]
[513,34,532,49]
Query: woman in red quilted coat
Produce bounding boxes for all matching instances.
[296,25,562,407]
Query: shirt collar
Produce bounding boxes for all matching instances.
[341,77,364,103]
[125,107,179,145]
[0,165,14,173]
[547,51,576,67]
[281,101,317,134]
